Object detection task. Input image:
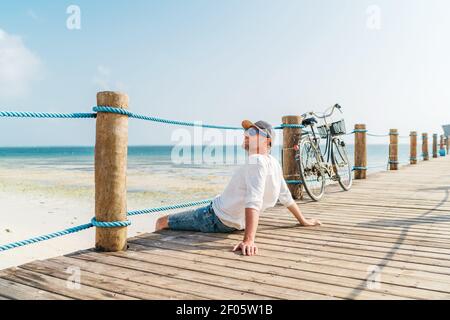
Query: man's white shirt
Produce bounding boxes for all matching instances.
[212,154,295,230]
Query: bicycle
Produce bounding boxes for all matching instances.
[294,104,352,201]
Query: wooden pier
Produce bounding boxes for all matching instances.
[1,155,450,300]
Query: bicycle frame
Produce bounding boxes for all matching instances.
[296,104,352,200]
[300,104,344,178]
[301,128,332,178]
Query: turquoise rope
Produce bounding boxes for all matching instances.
[94,106,304,130]
[127,198,212,216]
[0,107,304,130]
[0,107,306,130]
[0,223,93,252]
[91,218,131,228]
[370,164,389,169]
[367,133,389,137]
[286,180,303,185]
[0,198,212,253]
[275,124,305,129]
[345,130,411,138]
[94,106,243,130]
[0,110,96,119]
[0,108,414,140]
[352,166,367,171]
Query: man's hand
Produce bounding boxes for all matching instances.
[300,218,322,227]
[234,208,260,256]
[232,240,258,256]
[286,203,322,227]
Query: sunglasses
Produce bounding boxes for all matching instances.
[244,127,269,138]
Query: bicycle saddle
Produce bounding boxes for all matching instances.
[302,117,318,126]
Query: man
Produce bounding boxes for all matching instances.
[155,120,322,256]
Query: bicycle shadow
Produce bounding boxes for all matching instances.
[356,186,450,228]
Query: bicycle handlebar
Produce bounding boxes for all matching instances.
[301,104,342,120]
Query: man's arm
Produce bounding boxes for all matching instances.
[232,208,259,256]
[286,202,322,227]
[233,157,267,256]
[279,178,321,227]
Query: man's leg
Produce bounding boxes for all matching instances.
[154,204,237,233]
[155,215,169,231]
[154,205,209,232]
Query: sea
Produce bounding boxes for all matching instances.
[0,143,429,174]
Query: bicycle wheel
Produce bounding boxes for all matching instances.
[297,139,325,201]
[331,139,352,191]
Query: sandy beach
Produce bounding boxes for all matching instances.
[0,161,230,270]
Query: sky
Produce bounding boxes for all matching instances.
[0,0,449,146]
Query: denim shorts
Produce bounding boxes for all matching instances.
[168,203,237,233]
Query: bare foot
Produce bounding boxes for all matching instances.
[155,216,169,231]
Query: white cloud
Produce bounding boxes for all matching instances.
[0,28,42,97]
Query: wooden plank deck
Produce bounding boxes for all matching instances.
[1,156,450,300]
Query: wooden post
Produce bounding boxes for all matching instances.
[422,133,429,161]
[438,134,447,157]
[410,131,417,165]
[389,129,399,170]
[445,136,447,154]
[354,124,367,179]
[95,91,129,252]
[447,136,450,154]
[433,134,438,158]
[282,116,303,199]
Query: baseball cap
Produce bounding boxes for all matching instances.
[242,120,275,139]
